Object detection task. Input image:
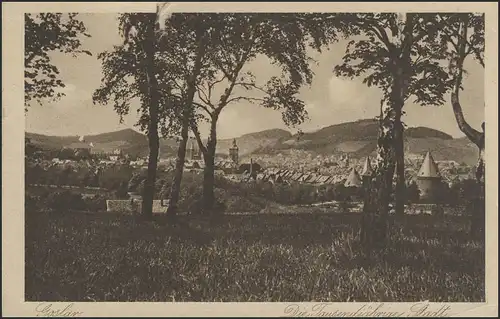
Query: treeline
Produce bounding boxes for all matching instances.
[26,160,482,215]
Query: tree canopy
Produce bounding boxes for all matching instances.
[334,13,452,108]
[25,13,91,110]
[92,13,181,138]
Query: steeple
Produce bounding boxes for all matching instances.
[361,156,373,177]
[249,158,254,178]
[190,140,196,160]
[417,151,441,179]
[344,167,362,188]
[229,138,239,165]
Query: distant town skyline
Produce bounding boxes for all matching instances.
[25,13,485,139]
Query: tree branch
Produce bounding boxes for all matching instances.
[189,120,208,155]
[216,34,256,110]
[196,83,214,109]
[207,74,227,103]
[234,81,268,94]
[450,15,483,147]
[225,96,265,105]
[437,13,484,67]
[359,19,392,53]
[451,93,482,146]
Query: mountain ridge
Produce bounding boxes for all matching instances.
[26,119,479,164]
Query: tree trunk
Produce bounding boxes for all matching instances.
[142,132,159,221]
[393,13,415,217]
[361,100,397,250]
[165,33,206,220]
[202,148,216,213]
[201,115,218,214]
[140,23,161,222]
[449,15,485,237]
[166,117,189,219]
[394,109,405,216]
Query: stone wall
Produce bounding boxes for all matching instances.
[106,199,169,214]
[309,201,465,215]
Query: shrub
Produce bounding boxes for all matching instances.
[84,194,107,211]
[127,172,145,192]
[431,205,445,218]
[159,182,171,199]
[450,179,483,206]
[44,191,86,212]
[112,181,129,200]
[405,181,420,203]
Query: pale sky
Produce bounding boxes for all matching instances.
[25,13,485,139]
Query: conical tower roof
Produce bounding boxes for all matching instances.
[417,151,441,179]
[361,156,373,176]
[344,167,362,187]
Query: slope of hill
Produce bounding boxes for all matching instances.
[215,129,292,155]
[254,119,479,165]
[26,128,292,159]
[26,129,152,158]
[26,120,479,165]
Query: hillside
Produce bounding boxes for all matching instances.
[27,129,160,158]
[25,128,292,159]
[26,120,479,165]
[253,119,479,165]
[215,129,292,155]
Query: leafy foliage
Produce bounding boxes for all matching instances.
[153,13,347,145]
[433,13,484,69]
[334,13,452,107]
[25,13,91,110]
[92,13,181,138]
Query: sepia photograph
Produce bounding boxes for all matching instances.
[2,1,498,317]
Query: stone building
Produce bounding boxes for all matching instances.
[109,148,123,162]
[360,156,374,178]
[416,151,442,202]
[344,167,362,188]
[189,139,202,161]
[68,135,92,159]
[229,138,239,165]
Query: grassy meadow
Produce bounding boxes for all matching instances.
[25,208,484,302]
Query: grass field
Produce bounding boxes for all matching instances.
[25,209,485,302]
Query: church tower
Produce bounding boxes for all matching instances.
[229,138,239,165]
[344,167,362,188]
[189,138,201,161]
[361,156,373,178]
[416,151,442,202]
[189,140,196,160]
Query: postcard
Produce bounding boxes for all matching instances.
[2,1,498,317]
